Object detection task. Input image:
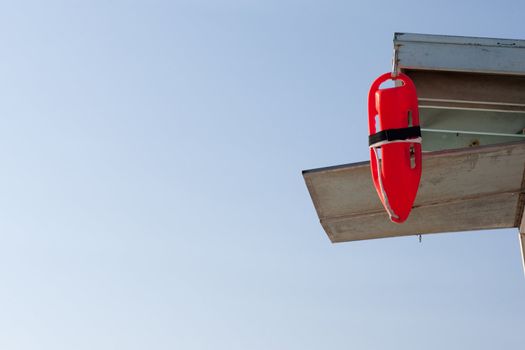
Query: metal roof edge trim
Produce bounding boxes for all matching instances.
[394,32,525,49]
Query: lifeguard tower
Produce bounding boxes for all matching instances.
[303,33,525,272]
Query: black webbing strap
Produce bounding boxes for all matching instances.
[368,126,421,147]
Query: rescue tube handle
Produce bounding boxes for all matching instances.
[367,72,415,135]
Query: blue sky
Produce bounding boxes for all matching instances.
[0,1,524,349]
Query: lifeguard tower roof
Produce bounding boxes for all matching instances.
[302,33,525,270]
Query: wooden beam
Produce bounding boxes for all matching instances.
[404,70,525,112]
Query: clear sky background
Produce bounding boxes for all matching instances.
[0,1,524,349]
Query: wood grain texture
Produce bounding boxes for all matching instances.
[303,142,525,242]
[406,70,525,109]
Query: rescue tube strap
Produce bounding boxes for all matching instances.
[372,147,399,221]
[368,126,421,148]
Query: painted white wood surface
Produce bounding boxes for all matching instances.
[394,33,525,76]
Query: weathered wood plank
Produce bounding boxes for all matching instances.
[325,192,519,242]
[405,70,525,110]
[303,142,525,242]
[405,70,525,106]
[395,33,525,76]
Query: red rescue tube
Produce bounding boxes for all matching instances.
[368,73,422,223]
